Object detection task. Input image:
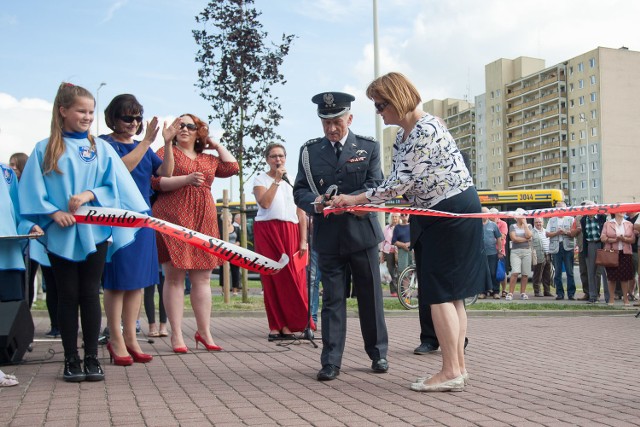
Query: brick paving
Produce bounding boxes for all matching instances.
[2,311,640,426]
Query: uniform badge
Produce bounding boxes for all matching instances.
[1,164,13,185]
[323,93,335,107]
[319,179,324,187]
[78,146,97,163]
[356,149,368,156]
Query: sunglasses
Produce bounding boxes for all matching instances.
[180,123,198,131]
[374,101,389,113]
[119,115,143,123]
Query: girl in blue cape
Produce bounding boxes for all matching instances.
[19,83,148,383]
[0,163,42,302]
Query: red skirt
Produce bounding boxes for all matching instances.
[254,220,315,332]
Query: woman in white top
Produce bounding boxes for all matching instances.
[253,143,314,341]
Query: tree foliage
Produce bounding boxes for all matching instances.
[194,0,295,194]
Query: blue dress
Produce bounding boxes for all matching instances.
[101,135,162,291]
[19,133,149,262]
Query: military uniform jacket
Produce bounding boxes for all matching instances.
[293,130,384,255]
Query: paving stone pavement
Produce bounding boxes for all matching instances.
[2,312,640,426]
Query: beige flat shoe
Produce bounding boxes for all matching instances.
[410,375,465,392]
[416,371,469,386]
[0,376,18,387]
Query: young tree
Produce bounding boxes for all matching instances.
[193,0,295,195]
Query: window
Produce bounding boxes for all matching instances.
[590,75,596,85]
[579,79,584,89]
[579,146,586,156]
[496,89,501,97]
[569,66,574,75]
[592,179,598,188]
[571,182,576,190]
[570,116,575,124]
[581,181,586,189]
[578,96,584,106]
[591,127,597,137]
[580,164,586,173]
[571,148,576,157]
[571,133,575,141]
[591,144,598,154]
[496,105,501,112]
[579,130,585,140]
[591,161,598,171]
[570,99,575,107]
[591,109,597,119]
[578,62,584,72]
[590,92,597,102]
[589,58,596,68]
[571,165,576,173]
[569,83,574,92]
[491,91,494,99]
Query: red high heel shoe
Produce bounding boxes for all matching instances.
[194,332,222,351]
[173,345,188,354]
[125,345,153,363]
[106,342,133,366]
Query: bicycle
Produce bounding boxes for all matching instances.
[396,264,478,309]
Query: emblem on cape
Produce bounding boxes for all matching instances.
[78,146,97,163]
[323,93,335,107]
[1,164,13,185]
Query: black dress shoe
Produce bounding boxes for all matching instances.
[317,364,340,381]
[371,358,389,373]
[268,333,280,342]
[568,296,575,300]
[555,295,565,300]
[414,343,439,355]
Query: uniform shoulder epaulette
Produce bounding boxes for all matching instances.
[303,137,322,147]
[355,134,376,142]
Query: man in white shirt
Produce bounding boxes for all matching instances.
[532,218,553,297]
[546,202,578,300]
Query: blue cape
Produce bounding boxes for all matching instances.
[19,136,149,261]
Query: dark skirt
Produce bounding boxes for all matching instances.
[411,187,490,305]
[605,251,634,281]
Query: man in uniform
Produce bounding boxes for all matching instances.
[293,91,389,381]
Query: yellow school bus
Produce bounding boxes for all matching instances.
[385,189,564,212]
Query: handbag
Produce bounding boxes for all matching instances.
[496,259,506,282]
[595,248,618,267]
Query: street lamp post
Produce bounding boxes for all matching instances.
[579,113,590,200]
[96,82,106,135]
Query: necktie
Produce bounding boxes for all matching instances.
[335,142,342,159]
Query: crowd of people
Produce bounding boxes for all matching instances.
[3,75,635,394]
[1,83,239,383]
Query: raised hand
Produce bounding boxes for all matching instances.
[142,116,160,144]
[162,118,182,143]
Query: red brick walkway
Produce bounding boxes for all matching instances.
[2,312,640,426]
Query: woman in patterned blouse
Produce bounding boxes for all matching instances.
[332,72,490,393]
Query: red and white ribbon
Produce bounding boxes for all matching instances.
[324,202,640,219]
[73,206,288,275]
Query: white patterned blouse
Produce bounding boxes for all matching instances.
[365,113,473,209]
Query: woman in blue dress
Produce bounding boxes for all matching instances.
[20,83,148,382]
[100,94,179,365]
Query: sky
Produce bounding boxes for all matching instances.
[1,0,639,202]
